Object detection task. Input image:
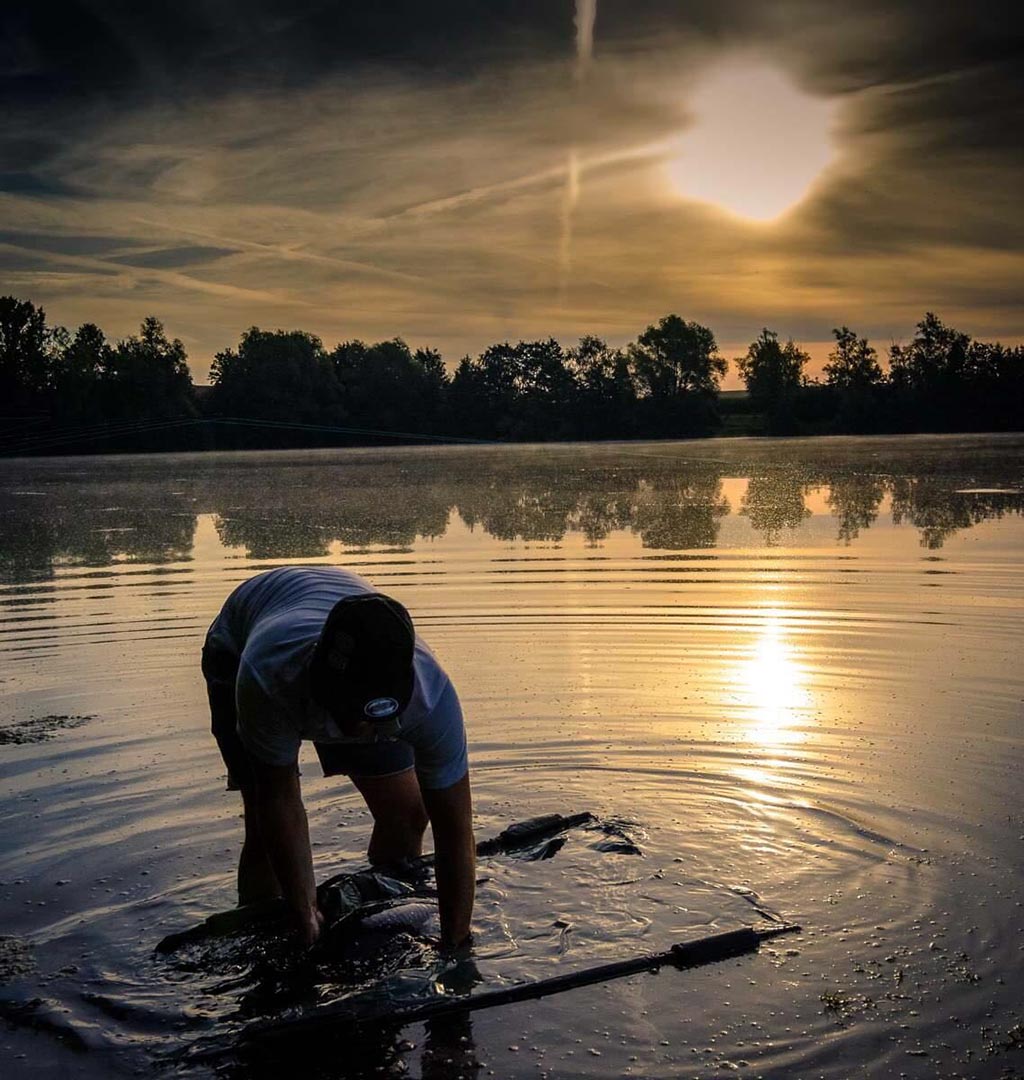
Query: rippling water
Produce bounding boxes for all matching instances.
[1,434,1022,1078]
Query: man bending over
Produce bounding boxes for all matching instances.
[201,565,474,949]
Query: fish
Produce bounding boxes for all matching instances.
[158,812,597,955]
[355,901,437,935]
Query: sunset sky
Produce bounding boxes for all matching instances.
[2,1,1022,386]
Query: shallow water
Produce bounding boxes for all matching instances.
[0,434,1022,1078]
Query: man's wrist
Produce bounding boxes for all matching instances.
[294,902,324,946]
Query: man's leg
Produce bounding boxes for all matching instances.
[351,768,429,866]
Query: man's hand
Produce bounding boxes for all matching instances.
[299,904,325,947]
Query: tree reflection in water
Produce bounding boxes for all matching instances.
[0,440,1020,576]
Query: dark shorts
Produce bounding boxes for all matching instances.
[201,643,414,791]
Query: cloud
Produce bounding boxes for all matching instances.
[105,245,236,269]
[0,172,77,197]
[1,0,1020,383]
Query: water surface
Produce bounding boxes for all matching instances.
[1,435,1022,1078]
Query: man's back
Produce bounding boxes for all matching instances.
[206,565,373,661]
[203,565,467,788]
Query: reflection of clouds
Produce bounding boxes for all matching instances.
[736,613,810,747]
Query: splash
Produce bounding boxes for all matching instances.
[559,0,597,300]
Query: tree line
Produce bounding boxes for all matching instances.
[0,294,1020,454]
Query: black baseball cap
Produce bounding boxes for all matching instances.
[309,593,416,735]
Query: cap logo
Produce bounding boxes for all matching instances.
[364,697,400,720]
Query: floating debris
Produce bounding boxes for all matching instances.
[0,936,34,982]
[0,714,94,746]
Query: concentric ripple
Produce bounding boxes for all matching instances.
[0,434,1022,1079]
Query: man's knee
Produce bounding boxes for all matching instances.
[352,768,428,856]
[401,801,429,837]
[366,800,428,864]
[373,799,428,839]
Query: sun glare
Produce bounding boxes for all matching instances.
[667,58,836,222]
[738,614,810,745]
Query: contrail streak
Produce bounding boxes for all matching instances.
[560,0,598,302]
[575,0,597,83]
[558,148,580,294]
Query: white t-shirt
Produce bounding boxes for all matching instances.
[204,566,467,790]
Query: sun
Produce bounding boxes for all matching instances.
[666,58,837,222]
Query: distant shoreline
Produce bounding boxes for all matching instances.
[2,425,1023,463]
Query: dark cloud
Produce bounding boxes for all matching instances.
[2,1,572,104]
[846,57,1024,160]
[0,230,123,255]
[0,172,78,196]
[0,245,118,276]
[10,2,1018,100]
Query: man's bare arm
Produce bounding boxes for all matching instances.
[250,758,323,945]
[422,773,475,950]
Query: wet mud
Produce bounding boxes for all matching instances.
[0,714,93,746]
[0,936,34,982]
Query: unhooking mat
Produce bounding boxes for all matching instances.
[156,812,643,1025]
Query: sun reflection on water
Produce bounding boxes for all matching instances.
[737,611,811,747]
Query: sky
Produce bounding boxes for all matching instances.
[2,1,1022,386]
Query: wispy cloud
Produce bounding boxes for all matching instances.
[2,1,1020,383]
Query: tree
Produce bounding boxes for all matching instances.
[823,327,883,390]
[507,339,575,439]
[888,313,970,395]
[447,355,490,439]
[447,339,575,440]
[51,323,113,424]
[210,328,340,437]
[412,346,450,430]
[888,313,973,430]
[736,329,807,404]
[735,329,808,433]
[822,326,884,433]
[0,295,51,412]
[566,335,636,438]
[963,341,1024,430]
[104,317,196,421]
[628,315,725,437]
[331,338,449,436]
[630,315,725,398]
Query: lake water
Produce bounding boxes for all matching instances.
[1,434,1022,1079]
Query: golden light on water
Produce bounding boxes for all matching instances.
[666,58,836,221]
[737,613,810,745]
